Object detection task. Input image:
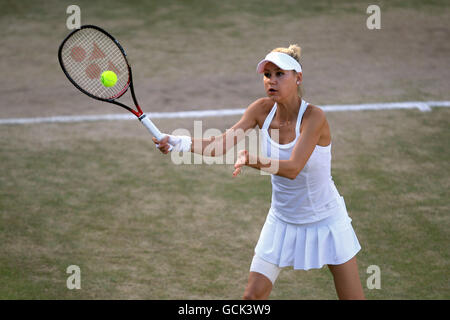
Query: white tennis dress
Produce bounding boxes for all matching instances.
[255,100,361,270]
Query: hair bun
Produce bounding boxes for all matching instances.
[288,44,301,61]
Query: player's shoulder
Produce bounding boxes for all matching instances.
[247,97,274,114]
[303,103,326,126]
[242,98,274,128]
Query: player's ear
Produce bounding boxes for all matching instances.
[296,72,302,84]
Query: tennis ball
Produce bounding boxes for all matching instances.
[100,70,117,87]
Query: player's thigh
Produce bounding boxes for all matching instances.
[328,257,365,300]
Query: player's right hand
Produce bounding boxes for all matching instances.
[152,135,171,154]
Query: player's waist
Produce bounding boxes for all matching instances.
[270,181,341,213]
[271,195,340,213]
[270,194,344,224]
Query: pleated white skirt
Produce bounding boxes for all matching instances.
[254,197,361,271]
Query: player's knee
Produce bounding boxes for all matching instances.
[242,286,269,300]
[242,289,259,300]
[242,293,254,300]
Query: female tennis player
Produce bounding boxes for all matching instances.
[153,44,365,300]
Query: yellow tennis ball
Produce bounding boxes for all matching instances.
[100,71,117,87]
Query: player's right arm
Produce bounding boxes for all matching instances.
[191,98,267,156]
[153,98,269,156]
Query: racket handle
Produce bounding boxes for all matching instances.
[139,113,164,141]
[139,113,173,152]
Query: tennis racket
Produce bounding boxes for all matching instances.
[58,25,166,142]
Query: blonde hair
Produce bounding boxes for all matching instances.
[271,44,303,97]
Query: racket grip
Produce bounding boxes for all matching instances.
[139,113,164,141]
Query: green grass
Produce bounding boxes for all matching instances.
[2,0,448,19]
[0,108,449,299]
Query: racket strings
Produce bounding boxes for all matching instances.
[61,28,130,100]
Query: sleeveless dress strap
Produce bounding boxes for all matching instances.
[295,100,308,137]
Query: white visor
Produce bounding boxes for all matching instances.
[256,51,302,74]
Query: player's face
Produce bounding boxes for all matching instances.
[263,62,298,102]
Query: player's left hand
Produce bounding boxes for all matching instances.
[233,150,249,177]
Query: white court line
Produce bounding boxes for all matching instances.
[0,101,449,125]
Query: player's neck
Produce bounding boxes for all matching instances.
[276,95,301,125]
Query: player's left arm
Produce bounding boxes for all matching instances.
[233,106,326,179]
